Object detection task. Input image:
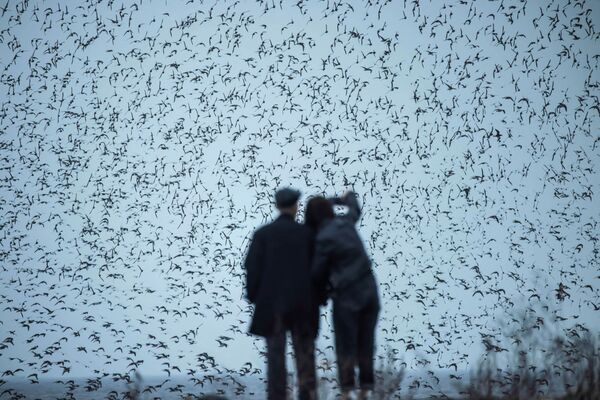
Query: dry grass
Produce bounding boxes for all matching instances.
[460,330,599,400]
[122,320,598,399]
[313,318,598,400]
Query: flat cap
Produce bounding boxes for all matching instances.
[275,187,301,207]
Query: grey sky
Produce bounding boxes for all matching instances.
[0,0,598,397]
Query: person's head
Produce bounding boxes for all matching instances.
[277,202,298,217]
[304,196,334,230]
[275,187,301,217]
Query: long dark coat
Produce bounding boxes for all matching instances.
[244,213,320,338]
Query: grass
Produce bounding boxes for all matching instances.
[459,330,599,400]
[120,332,597,399]
[121,313,598,399]
[313,316,599,400]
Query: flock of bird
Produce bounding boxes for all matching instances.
[0,0,598,398]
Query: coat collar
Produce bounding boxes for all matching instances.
[277,213,295,221]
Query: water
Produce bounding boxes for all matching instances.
[2,370,463,399]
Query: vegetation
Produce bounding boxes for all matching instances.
[123,313,598,399]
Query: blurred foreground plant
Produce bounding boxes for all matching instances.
[460,310,599,400]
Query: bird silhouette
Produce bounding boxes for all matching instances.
[0,0,598,398]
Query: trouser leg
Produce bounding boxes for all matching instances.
[291,329,317,400]
[357,299,379,390]
[266,331,287,400]
[333,303,358,392]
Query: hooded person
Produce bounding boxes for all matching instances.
[305,191,380,400]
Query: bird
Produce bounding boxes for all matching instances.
[0,0,597,398]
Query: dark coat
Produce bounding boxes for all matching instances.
[244,213,320,338]
[311,192,380,311]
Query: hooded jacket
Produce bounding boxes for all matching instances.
[311,192,379,310]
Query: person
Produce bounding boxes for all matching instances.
[305,191,380,400]
[244,187,320,400]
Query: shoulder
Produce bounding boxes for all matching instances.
[322,217,354,237]
[297,222,312,233]
[257,218,309,235]
[316,220,339,240]
[327,216,348,230]
[293,221,313,241]
[253,222,271,238]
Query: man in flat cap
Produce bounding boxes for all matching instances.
[244,187,320,400]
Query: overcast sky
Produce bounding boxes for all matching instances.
[0,0,598,396]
